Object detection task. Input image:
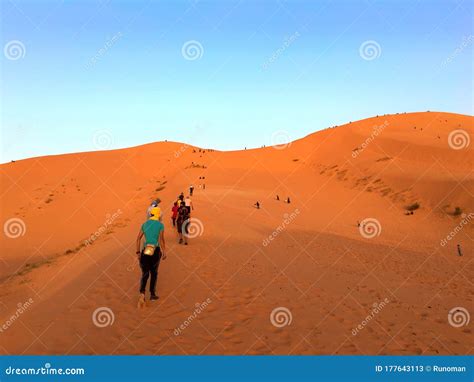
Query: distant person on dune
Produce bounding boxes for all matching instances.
[185,195,194,215]
[276,195,280,201]
[254,201,260,209]
[136,207,166,304]
[171,202,179,227]
[286,197,291,204]
[177,202,190,245]
[189,184,194,196]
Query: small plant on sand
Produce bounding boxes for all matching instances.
[406,202,420,212]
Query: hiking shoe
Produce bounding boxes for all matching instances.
[138,293,146,308]
[150,295,159,301]
[184,242,188,245]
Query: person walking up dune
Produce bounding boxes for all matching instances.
[176,202,190,245]
[136,207,166,306]
[171,202,178,227]
[146,198,162,221]
[185,195,194,216]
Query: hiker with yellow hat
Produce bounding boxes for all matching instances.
[146,198,162,221]
[136,202,166,303]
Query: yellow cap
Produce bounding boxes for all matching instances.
[149,207,161,221]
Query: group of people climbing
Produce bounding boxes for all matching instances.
[135,184,196,304]
[254,195,291,209]
[172,190,194,245]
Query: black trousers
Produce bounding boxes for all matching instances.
[139,247,162,294]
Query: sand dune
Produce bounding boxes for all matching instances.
[0,111,472,355]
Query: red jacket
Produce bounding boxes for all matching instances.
[171,206,178,218]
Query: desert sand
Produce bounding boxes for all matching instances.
[0,111,472,355]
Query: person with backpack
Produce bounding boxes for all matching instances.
[189,184,194,196]
[136,207,166,304]
[176,202,190,245]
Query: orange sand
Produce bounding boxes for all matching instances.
[0,111,472,355]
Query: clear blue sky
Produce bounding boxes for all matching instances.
[1,0,472,162]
